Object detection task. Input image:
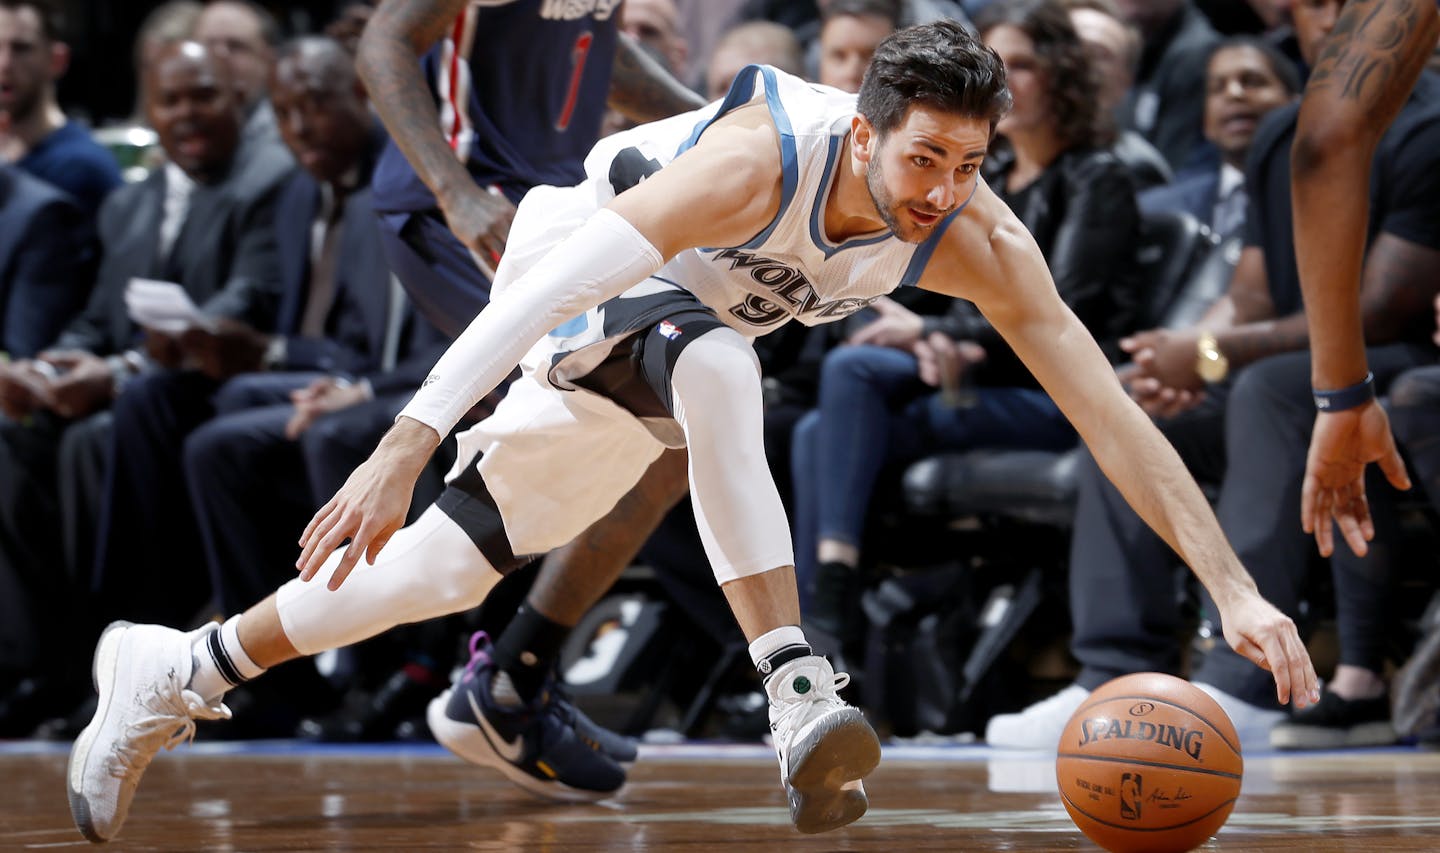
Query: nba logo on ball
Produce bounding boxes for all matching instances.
[1056,673,1244,853]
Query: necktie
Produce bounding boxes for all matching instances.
[300,192,345,337]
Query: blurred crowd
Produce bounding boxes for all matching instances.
[3,0,1440,756]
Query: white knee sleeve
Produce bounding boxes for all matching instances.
[275,505,502,656]
[670,330,795,584]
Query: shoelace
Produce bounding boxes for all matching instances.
[770,671,851,745]
[108,681,229,780]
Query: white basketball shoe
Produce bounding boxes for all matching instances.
[68,621,231,843]
[765,655,881,833]
[984,684,1091,749]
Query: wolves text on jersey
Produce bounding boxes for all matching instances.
[540,0,621,22]
[712,248,880,326]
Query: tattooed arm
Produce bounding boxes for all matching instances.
[356,0,514,261]
[1291,0,1437,555]
[608,32,706,123]
[1293,0,1438,388]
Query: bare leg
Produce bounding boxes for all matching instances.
[528,448,690,626]
[722,566,801,643]
[236,596,300,669]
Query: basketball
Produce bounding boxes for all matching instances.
[1055,673,1244,853]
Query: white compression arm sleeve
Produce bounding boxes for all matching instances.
[399,207,664,436]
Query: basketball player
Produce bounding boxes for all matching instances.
[1293,0,1439,556]
[67,21,1319,843]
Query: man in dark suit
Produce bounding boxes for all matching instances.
[0,39,291,734]
[1139,36,1299,241]
[0,164,94,359]
[90,37,418,628]
[168,37,449,618]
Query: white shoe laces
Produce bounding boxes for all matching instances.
[107,675,230,781]
[771,670,850,745]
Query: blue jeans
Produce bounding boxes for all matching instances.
[790,345,1074,608]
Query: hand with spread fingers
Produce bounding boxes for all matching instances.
[1301,400,1410,558]
[295,416,440,589]
[1217,586,1321,709]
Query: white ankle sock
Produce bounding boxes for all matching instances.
[189,616,266,701]
[748,625,811,679]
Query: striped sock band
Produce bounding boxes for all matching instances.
[207,616,266,688]
[748,625,812,680]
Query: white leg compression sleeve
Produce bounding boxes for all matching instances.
[399,207,663,438]
[275,504,502,656]
[669,329,796,583]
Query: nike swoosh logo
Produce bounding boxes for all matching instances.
[468,689,525,763]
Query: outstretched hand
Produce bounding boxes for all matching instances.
[1301,401,1410,558]
[1217,589,1320,709]
[296,417,440,590]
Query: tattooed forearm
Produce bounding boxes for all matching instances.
[608,32,706,123]
[1306,0,1438,112]
[356,0,476,208]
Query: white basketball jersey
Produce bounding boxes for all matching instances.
[582,65,968,337]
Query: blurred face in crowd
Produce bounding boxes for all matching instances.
[984,24,1051,141]
[193,0,273,110]
[819,13,894,93]
[1068,7,1135,114]
[1112,0,1184,40]
[0,3,65,123]
[270,41,371,185]
[145,42,242,183]
[621,0,686,75]
[1203,44,1296,167]
[1293,0,1345,66]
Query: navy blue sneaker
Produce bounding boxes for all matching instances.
[426,632,626,802]
[553,685,640,764]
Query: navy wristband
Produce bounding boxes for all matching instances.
[1313,372,1375,412]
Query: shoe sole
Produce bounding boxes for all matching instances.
[785,708,881,834]
[1271,720,1396,750]
[67,620,135,844]
[425,693,625,804]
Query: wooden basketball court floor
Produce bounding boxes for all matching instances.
[4,741,1440,851]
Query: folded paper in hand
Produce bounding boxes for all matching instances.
[125,278,216,334]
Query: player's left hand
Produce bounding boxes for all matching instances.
[1217,587,1320,708]
[1301,400,1410,558]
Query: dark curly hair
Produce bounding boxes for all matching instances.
[974,0,1113,149]
[856,19,1012,137]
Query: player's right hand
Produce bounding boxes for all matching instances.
[440,184,516,269]
[296,418,439,590]
[1217,589,1320,709]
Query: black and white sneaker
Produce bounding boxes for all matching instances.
[766,655,880,833]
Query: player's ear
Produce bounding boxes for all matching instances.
[852,114,877,164]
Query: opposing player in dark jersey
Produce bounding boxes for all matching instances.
[354,0,706,802]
